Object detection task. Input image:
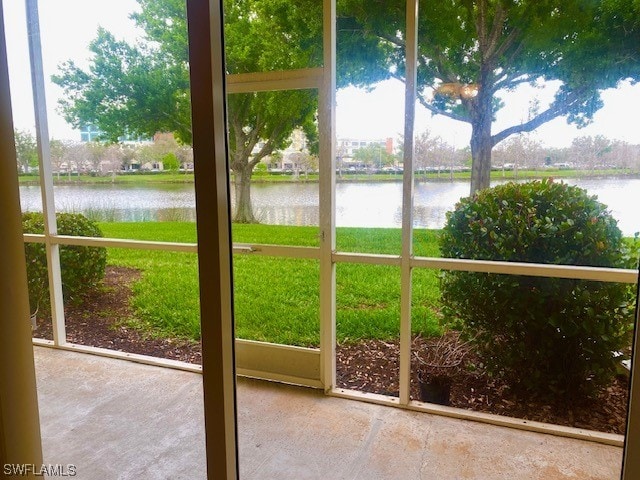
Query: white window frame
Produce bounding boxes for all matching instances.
[22,0,639,455]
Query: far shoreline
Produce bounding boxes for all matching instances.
[18,168,640,186]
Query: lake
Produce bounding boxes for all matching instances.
[19,177,640,236]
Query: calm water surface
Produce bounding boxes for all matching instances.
[19,177,640,235]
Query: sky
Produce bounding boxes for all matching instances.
[4,0,640,149]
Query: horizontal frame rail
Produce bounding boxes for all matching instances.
[332,251,401,266]
[329,387,624,448]
[23,234,638,283]
[25,234,198,253]
[227,68,323,94]
[411,256,638,284]
[233,243,321,259]
[32,338,321,388]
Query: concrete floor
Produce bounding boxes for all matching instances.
[34,347,624,480]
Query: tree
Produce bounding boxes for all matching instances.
[148,133,181,171]
[119,144,139,172]
[49,139,69,179]
[339,0,640,193]
[286,151,319,178]
[492,134,544,175]
[102,144,126,177]
[53,0,322,223]
[14,129,38,173]
[568,135,613,172]
[83,141,108,175]
[175,145,194,172]
[413,130,459,177]
[62,142,87,179]
[352,143,394,170]
[398,130,464,179]
[607,140,640,171]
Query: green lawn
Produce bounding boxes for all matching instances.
[99,222,443,346]
[19,172,195,185]
[19,167,636,186]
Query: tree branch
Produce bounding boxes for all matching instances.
[491,90,585,146]
[249,122,286,168]
[492,72,532,93]
[492,25,521,63]
[422,52,461,84]
[412,88,471,124]
[378,32,404,49]
[484,2,507,61]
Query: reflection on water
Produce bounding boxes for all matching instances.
[254,205,319,226]
[19,177,640,235]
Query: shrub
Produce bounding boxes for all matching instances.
[162,153,180,171]
[439,179,635,400]
[254,163,268,176]
[23,212,107,314]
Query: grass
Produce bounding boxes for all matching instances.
[19,167,637,186]
[19,172,195,185]
[99,222,443,346]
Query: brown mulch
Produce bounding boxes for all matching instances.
[33,266,630,435]
[336,334,630,435]
[32,266,202,364]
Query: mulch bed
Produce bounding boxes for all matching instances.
[33,266,630,435]
[32,266,202,364]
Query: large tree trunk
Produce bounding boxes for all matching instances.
[469,119,493,194]
[469,76,494,195]
[233,166,256,223]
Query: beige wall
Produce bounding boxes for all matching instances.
[0,1,44,474]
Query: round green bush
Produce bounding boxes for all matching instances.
[439,179,635,400]
[23,212,107,314]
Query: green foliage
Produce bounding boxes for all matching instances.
[13,129,39,173]
[53,0,323,222]
[439,180,635,399]
[23,213,107,314]
[162,153,180,171]
[254,163,268,176]
[352,144,395,167]
[338,0,640,191]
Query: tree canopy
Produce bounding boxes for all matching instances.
[14,129,39,173]
[339,0,640,192]
[53,0,322,222]
[352,143,395,168]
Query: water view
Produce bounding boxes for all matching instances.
[19,177,640,235]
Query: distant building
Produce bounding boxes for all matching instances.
[264,135,396,173]
[79,124,103,142]
[259,129,317,173]
[79,124,151,144]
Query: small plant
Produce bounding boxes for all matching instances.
[416,333,471,405]
[439,179,635,400]
[23,212,107,315]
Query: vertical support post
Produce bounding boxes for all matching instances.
[25,0,66,345]
[622,270,640,480]
[319,0,337,391]
[399,0,419,406]
[187,0,238,478]
[0,0,44,470]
